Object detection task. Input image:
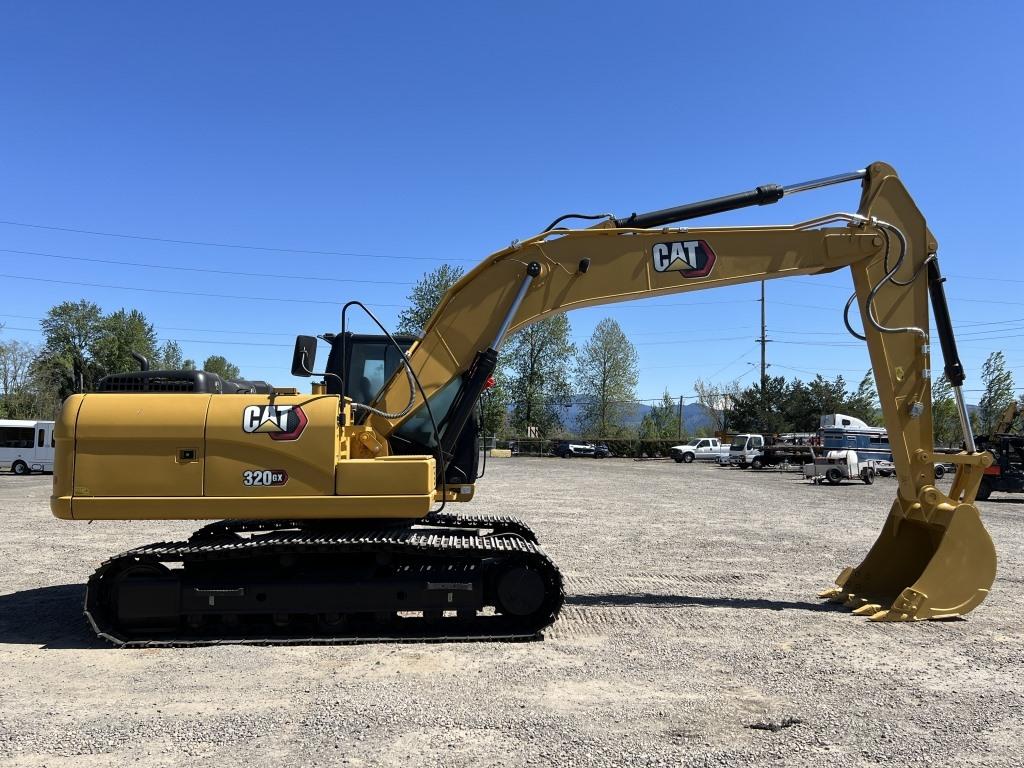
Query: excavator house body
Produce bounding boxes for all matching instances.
[48,161,997,644]
[51,392,437,521]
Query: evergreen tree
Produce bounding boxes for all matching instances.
[845,370,881,425]
[639,390,680,440]
[395,264,465,336]
[803,374,849,428]
[729,375,792,434]
[574,318,638,437]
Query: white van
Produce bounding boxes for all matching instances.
[0,419,56,474]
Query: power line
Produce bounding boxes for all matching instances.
[635,335,751,346]
[0,247,415,286]
[772,339,862,347]
[159,337,291,348]
[707,346,758,379]
[1,313,331,337]
[0,218,477,263]
[0,272,407,308]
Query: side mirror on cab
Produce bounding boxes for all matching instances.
[291,335,318,377]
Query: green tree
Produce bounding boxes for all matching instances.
[574,318,638,437]
[39,300,106,397]
[203,355,241,380]
[395,264,465,336]
[505,315,575,438]
[93,309,159,374]
[931,374,960,448]
[801,374,849,429]
[976,351,1015,436]
[479,369,509,439]
[729,375,792,434]
[182,358,197,370]
[158,340,184,370]
[845,370,881,426]
[0,340,38,418]
[639,390,680,440]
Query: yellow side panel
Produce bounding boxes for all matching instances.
[71,495,434,520]
[336,456,435,497]
[205,394,339,497]
[73,394,210,497]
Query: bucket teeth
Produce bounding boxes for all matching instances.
[815,501,997,622]
[852,603,882,616]
[868,609,913,622]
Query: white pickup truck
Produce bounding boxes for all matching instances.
[669,438,730,464]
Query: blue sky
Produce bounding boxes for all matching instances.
[1,3,1022,406]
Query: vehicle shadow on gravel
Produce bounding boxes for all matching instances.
[0,584,105,649]
[567,592,844,613]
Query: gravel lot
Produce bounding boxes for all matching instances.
[0,459,1021,768]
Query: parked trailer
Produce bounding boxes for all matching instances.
[0,419,56,474]
[803,450,878,485]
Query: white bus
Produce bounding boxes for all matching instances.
[0,419,56,475]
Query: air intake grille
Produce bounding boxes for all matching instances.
[94,369,227,393]
[98,374,197,393]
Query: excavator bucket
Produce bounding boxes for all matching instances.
[820,498,996,620]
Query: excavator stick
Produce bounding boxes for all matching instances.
[818,164,997,620]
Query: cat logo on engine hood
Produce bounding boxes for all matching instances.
[652,240,716,278]
[242,404,307,441]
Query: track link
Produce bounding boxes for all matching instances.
[86,525,562,647]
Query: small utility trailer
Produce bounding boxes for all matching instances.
[803,450,879,485]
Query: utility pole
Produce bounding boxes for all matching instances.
[759,280,768,390]
[678,395,684,439]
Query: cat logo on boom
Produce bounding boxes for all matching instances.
[241,405,307,441]
[652,240,716,278]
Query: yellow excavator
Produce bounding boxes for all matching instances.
[50,162,997,645]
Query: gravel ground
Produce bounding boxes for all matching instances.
[0,459,1021,768]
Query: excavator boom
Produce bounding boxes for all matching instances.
[50,162,997,644]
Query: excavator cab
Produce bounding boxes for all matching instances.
[292,332,482,484]
[291,331,417,407]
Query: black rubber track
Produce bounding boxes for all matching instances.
[85,526,562,648]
